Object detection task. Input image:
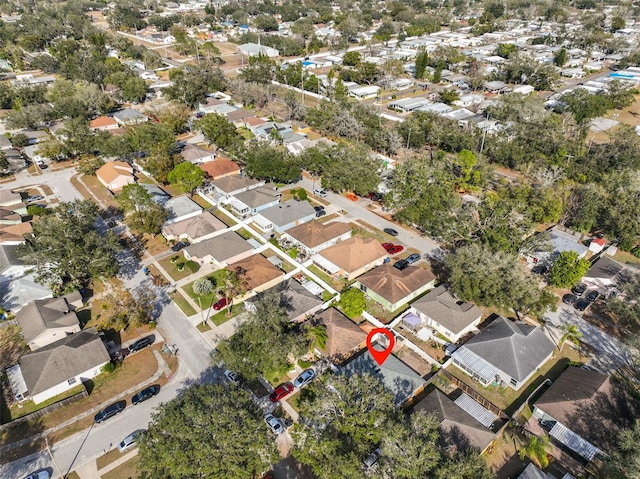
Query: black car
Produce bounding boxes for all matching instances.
[128,337,153,353]
[315,210,327,218]
[586,290,599,302]
[384,228,398,236]
[314,205,325,212]
[94,401,126,423]
[393,259,409,270]
[574,298,590,312]
[171,241,190,252]
[571,283,587,296]
[132,385,160,405]
[562,293,577,305]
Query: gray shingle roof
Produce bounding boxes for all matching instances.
[19,330,110,395]
[15,297,80,343]
[184,230,253,262]
[0,245,24,272]
[251,279,322,321]
[458,317,554,382]
[341,350,426,406]
[233,185,280,209]
[584,256,624,281]
[164,196,203,221]
[411,285,482,335]
[258,199,315,228]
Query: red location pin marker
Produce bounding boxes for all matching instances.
[366,328,395,366]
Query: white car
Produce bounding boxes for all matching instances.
[313,189,327,198]
[118,430,144,453]
[293,368,316,389]
[23,471,51,479]
[224,370,240,386]
[264,414,284,435]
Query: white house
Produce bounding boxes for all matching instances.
[348,85,380,100]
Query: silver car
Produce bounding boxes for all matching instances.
[118,429,144,452]
[293,368,316,389]
[264,414,284,435]
[23,471,50,479]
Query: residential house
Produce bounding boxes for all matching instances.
[0,135,12,150]
[516,464,557,479]
[253,122,293,141]
[112,108,148,126]
[243,117,268,132]
[7,329,110,404]
[451,317,555,391]
[183,230,254,266]
[226,108,256,126]
[340,350,426,407]
[161,212,227,243]
[96,161,135,193]
[180,144,215,164]
[199,157,242,181]
[198,97,224,114]
[89,116,119,131]
[348,85,380,100]
[164,196,203,225]
[528,226,588,266]
[408,285,483,343]
[412,389,498,453]
[0,245,26,282]
[238,43,279,58]
[253,199,316,234]
[20,130,48,145]
[0,222,32,245]
[0,190,24,208]
[0,207,23,226]
[0,274,53,313]
[581,256,625,296]
[484,80,510,93]
[210,176,264,202]
[355,264,436,312]
[312,307,367,364]
[248,278,324,322]
[532,367,638,461]
[387,97,432,113]
[227,253,284,295]
[313,236,388,280]
[15,292,83,350]
[230,185,281,217]
[139,184,169,205]
[283,221,352,255]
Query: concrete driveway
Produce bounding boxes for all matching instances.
[543,302,631,373]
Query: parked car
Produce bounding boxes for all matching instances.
[94,401,126,423]
[573,298,590,312]
[132,385,160,405]
[586,290,599,302]
[23,471,50,479]
[264,414,284,435]
[315,209,327,218]
[562,294,577,305]
[171,241,190,252]
[128,336,153,353]
[345,192,358,201]
[224,370,240,386]
[366,192,383,201]
[213,297,228,310]
[405,253,421,264]
[383,228,398,236]
[269,382,294,402]
[26,195,44,202]
[532,264,548,275]
[314,206,324,212]
[571,283,587,296]
[118,430,144,452]
[363,448,381,468]
[313,189,327,198]
[539,419,557,431]
[393,259,409,270]
[293,368,316,389]
[381,243,403,254]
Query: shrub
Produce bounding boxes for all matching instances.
[102,362,116,373]
[186,260,200,273]
[298,359,313,369]
[176,261,185,271]
[631,246,640,259]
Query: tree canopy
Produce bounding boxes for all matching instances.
[549,251,591,288]
[117,184,169,236]
[167,162,206,195]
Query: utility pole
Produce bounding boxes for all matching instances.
[45,438,65,479]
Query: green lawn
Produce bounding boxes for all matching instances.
[365,298,409,325]
[101,456,140,479]
[308,265,346,291]
[184,281,220,311]
[212,208,237,226]
[170,291,197,317]
[210,302,245,326]
[9,385,86,420]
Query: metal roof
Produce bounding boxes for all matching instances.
[454,393,498,429]
[549,422,599,461]
[452,346,499,384]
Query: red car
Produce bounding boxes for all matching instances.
[381,243,403,254]
[213,297,228,310]
[269,382,294,402]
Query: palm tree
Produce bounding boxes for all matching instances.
[518,434,552,468]
[305,323,328,358]
[217,269,246,317]
[560,323,583,348]
[192,278,214,325]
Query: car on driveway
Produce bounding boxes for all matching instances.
[313,189,327,198]
[264,414,284,435]
[366,192,383,201]
[94,401,126,423]
[315,209,327,218]
[345,192,358,201]
[571,283,587,296]
[293,368,316,389]
[574,298,590,312]
[269,382,294,402]
[381,243,403,254]
[128,336,153,353]
[314,206,324,212]
[23,470,50,479]
[171,241,190,252]
[26,195,45,202]
[393,259,409,270]
[383,228,398,236]
[213,297,228,310]
[132,385,160,405]
[118,430,144,452]
[405,253,421,264]
[224,370,240,386]
[586,290,599,302]
[562,293,577,305]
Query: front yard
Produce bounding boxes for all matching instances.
[158,255,197,282]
